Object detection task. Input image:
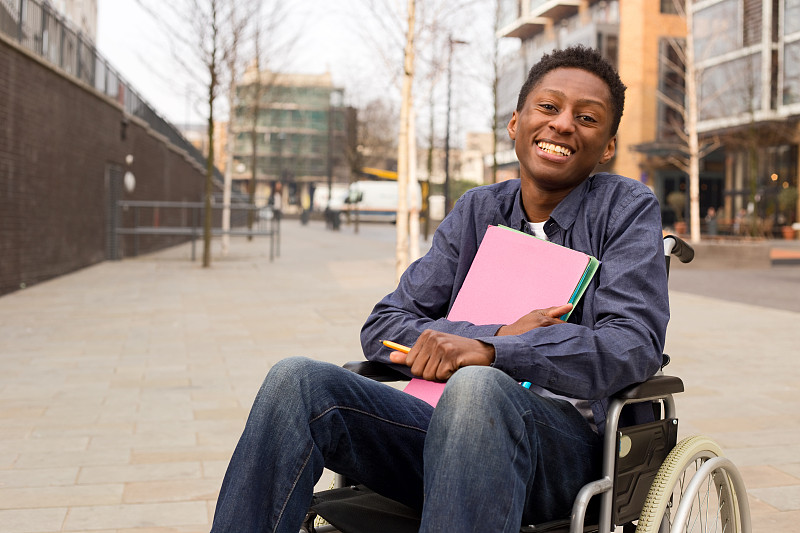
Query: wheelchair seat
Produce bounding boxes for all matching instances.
[304,236,752,533]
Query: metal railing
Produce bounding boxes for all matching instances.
[0,0,216,177]
[113,201,280,262]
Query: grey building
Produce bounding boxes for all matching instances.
[231,69,354,212]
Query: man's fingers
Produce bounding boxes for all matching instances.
[543,303,573,317]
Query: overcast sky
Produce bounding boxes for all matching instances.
[95,0,498,137]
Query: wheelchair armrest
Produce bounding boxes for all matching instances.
[613,375,684,401]
[343,360,412,382]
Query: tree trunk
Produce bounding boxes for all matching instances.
[409,109,420,261]
[222,80,235,256]
[248,31,262,242]
[396,0,415,282]
[202,0,219,268]
[685,4,701,244]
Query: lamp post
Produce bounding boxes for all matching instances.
[444,35,467,216]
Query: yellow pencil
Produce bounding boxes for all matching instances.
[381,339,411,354]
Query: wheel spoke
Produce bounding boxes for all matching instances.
[636,436,746,533]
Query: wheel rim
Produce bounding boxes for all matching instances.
[637,436,742,533]
[664,453,738,533]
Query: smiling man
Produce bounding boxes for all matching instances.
[210,46,669,533]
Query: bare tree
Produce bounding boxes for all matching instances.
[221,0,260,256]
[490,0,502,184]
[654,1,720,243]
[193,0,226,267]
[355,0,493,274]
[396,0,416,281]
[136,0,297,262]
[135,0,251,266]
[234,1,296,239]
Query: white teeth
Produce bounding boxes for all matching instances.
[537,141,572,156]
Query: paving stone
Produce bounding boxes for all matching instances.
[0,508,67,533]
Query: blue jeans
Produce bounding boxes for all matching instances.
[210,357,603,533]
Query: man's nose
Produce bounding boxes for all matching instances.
[549,110,576,134]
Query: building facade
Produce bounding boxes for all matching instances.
[690,0,800,235]
[231,69,353,212]
[50,0,97,41]
[497,0,800,236]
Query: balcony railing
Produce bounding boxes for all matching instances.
[0,0,215,177]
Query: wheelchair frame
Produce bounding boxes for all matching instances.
[306,236,752,533]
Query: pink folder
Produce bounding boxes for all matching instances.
[402,378,446,407]
[447,225,595,324]
[403,225,598,407]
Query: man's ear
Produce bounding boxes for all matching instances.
[598,136,616,164]
[507,111,519,140]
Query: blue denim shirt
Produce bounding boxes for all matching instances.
[360,173,669,433]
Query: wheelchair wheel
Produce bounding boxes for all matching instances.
[636,435,747,533]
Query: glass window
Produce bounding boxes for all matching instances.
[787,0,800,35]
[498,0,518,28]
[694,0,740,60]
[784,40,800,105]
[700,54,762,121]
[742,0,762,46]
[661,0,682,14]
[657,38,685,140]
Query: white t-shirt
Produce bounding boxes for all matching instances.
[525,221,596,431]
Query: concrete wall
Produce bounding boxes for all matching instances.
[0,36,206,297]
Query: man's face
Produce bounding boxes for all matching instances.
[507,67,617,194]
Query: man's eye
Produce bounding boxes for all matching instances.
[578,115,598,123]
[539,103,557,112]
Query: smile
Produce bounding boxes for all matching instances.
[537,141,573,157]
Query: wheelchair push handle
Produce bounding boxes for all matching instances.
[663,234,694,264]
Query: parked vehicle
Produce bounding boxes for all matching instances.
[345,180,422,223]
[312,184,350,213]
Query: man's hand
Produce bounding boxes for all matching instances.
[495,304,573,337]
[388,330,495,382]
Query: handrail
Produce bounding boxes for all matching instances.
[113,201,279,261]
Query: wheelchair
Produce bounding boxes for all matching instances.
[303,235,752,533]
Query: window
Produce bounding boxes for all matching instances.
[787,0,800,35]
[498,0,519,28]
[784,41,800,105]
[700,53,762,121]
[660,0,683,14]
[597,32,619,71]
[742,0,762,46]
[657,38,685,140]
[694,0,740,59]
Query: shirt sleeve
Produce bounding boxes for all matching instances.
[485,188,669,401]
[360,196,502,364]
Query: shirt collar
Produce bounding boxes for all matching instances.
[511,175,594,233]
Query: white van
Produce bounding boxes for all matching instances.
[312,184,350,213]
[345,180,423,223]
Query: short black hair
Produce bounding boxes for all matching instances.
[516,45,626,136]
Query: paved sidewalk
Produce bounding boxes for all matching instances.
[0,220,797,532]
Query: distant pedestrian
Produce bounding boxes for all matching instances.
[705,207,718,236]
[734,208,746,236]
[272,182,283,223]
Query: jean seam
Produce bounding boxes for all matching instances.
[501,409,533,533]
[273,442,314,533]
[533,415,597,445]
[309,405,428,434]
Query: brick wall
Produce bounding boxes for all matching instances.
[0,37,206,297]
